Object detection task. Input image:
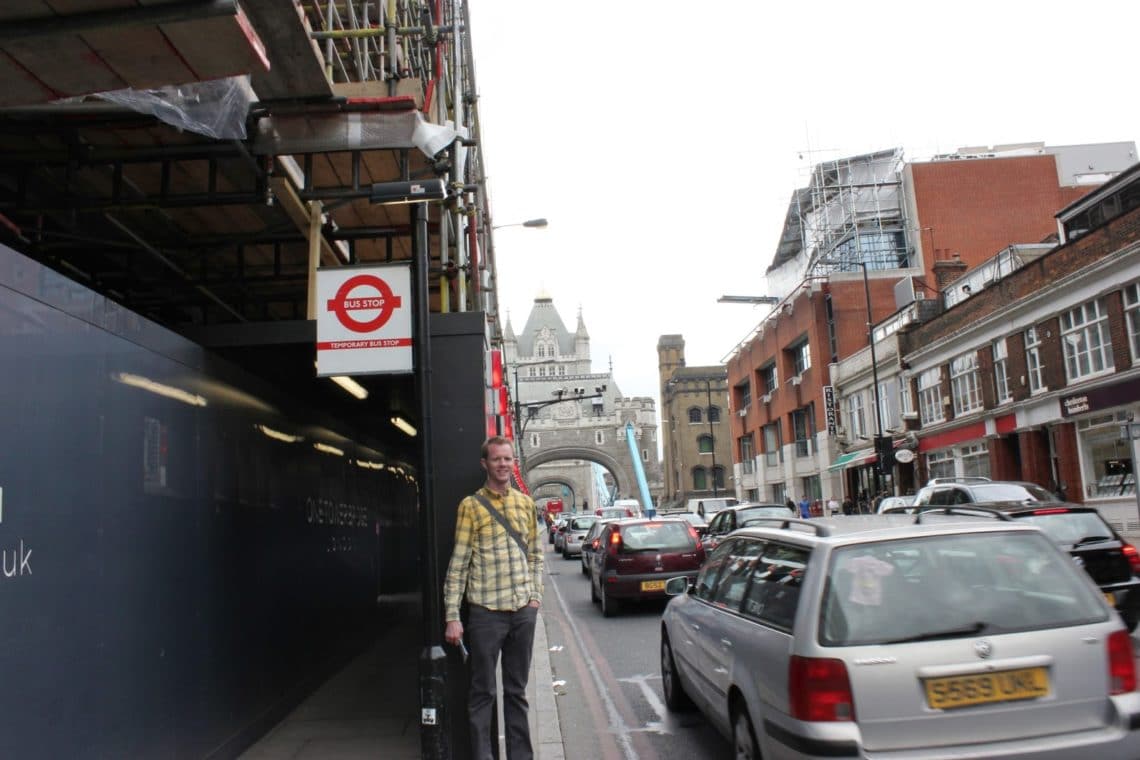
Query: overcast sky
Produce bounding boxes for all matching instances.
[469,0,1140,407]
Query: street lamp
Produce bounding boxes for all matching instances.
[492,218,548,230]
[717,295,780,305]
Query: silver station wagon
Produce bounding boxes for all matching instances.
[660,513,1140,759]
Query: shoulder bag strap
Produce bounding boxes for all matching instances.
[471,493,529,558]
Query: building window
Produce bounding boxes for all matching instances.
[734,379,752,410]
[1025,327,1045,393]
[739,435,755,474]
[791,340,811,376]
[770,482,787,504]
[763,423,780,467]
[918,367,944,425]
[698,434,714,453]
[761,363,778,394]
[879,379,900,432]
[708,406,721,422]
[1061,298,1114,382]
[746,488,760,502]
[528,367,535,377]
[1078,412,1135,499]
[539,366,547,377]
[950,351,982,416]
[642,449,648,462]
[1126,282,1140,361]
[530,433,540,448]
[692,467,708,491]
[960,443,991,478]
[791,407,814,458]
[557,366,566,376]
[713,466,725,490]
[847,392,866,439]
[800,475,821,502]
[595,430,605,445]
[993,339,1012,404]
[537,345,546,357]
[926,449,954,480]
[900,375,915,416]
[688,406,703,424]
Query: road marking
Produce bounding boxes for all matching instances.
[617,674,671,735]
[547,574,640,760]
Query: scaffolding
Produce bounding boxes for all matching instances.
[298,1,493,317]
[768,148,911,295]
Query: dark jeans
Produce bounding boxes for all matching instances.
[466,604,538,760]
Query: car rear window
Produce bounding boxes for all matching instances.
[820,531,1107,646]
[737,505,795,523]
[570,517,596,531]
[619,522,695,552]
[970,483,1051,501]
[1010,510,1114,545]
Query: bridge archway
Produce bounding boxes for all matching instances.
[524,445,631,501]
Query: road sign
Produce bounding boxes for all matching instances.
[316,264,413,375]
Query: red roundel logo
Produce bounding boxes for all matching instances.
[326,274,403,333]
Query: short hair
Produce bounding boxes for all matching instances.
[481,436,513,459]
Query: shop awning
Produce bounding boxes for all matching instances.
[827,448,877,472]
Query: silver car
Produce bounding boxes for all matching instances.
[561,515,597,559]
[660,513,1140,759]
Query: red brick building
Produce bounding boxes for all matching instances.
[727,143,1137,508]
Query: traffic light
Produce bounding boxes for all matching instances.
[874,435,895,476]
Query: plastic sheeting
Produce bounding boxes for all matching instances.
[93,75,255,140]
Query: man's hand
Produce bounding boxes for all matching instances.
[527,600,540,609]
[444,620,464,645]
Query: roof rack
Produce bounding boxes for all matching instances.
[911,506,1013,524]
[739,516,832,537]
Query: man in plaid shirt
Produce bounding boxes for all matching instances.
[443,436,544,760]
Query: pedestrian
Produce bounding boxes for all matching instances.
[443,436,544,760]
[785,498,796,514]
[827,495,839,517]
[798,495,811,519]
[842,497,854,516]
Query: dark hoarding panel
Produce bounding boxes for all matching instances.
[0,243,417,757]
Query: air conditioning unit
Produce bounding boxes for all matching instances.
[737,408,748,417]
[790,375,802,386]
[761,393,772,404]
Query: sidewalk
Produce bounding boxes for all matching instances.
[239,596,563,759]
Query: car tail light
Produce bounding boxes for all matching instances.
[1032,508,1070,515]
[685,524,699,544]
[1122,543,1140,574]
[1108,630,1137,694]
[608,530,623,555]
[789,656,855,721]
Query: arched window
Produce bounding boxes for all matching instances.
[537,345,546,357]
[698,434,714,453]
[713,466,725,490]
[692,467,707,490]
[688,407,703,423]
[708,406,721,423]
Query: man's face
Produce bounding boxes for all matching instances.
[481,443,515,481]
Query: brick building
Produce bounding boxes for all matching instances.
[897,162,1140,531]
[727,142,1136,507]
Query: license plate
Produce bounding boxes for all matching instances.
[1105,591,1116,606]
[924,667,1049,710]
[641,580,666,592]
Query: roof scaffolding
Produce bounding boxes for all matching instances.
[767,148,911,295]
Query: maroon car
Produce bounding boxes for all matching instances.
[589,518,705,617]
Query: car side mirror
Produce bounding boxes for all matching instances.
[665,576,690,596]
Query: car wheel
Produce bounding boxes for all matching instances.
[581,559,588,576]
[732,703,759,760]
[1121,607,1139,632]
[661,632,693,712]
[590,577,599,603]
[601,588,620,617]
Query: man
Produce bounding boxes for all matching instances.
[827,495,839,517]
[798,494,811,519]
[443,436,544,760]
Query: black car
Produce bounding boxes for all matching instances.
[888,502,1140,630]
[702,503,796,552]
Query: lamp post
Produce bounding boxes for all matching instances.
[493,218,548,230]
[705,377,720,497]
[855,261,889,501]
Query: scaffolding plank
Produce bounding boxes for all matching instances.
[240,0,331,101]
[157,3,270,82]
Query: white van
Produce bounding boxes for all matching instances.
[685,496,739,519]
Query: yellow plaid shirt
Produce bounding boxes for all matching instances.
[443,485,544,622]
